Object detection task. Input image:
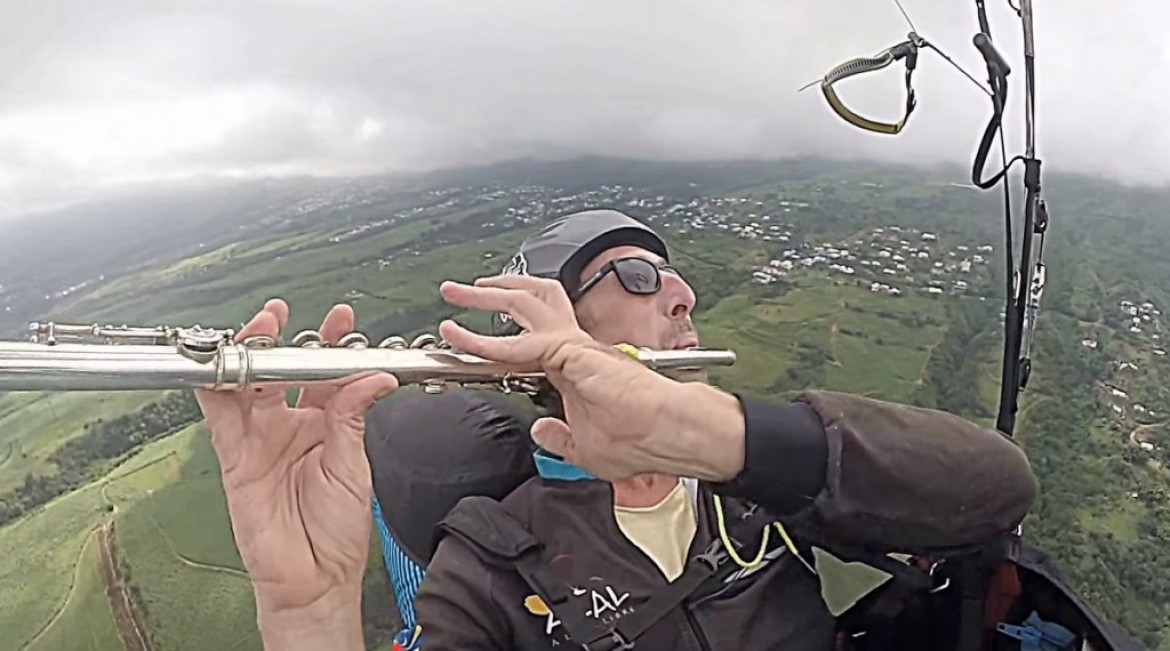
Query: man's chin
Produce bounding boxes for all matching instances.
[663,367,710,385]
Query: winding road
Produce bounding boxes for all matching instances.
[1130,421,1166,446]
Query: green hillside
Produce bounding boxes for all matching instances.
[1,158,1169,648]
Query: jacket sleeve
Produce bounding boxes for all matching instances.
[709,390,1039,553]
[412,537,510,651]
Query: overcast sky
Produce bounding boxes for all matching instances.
[0,0,1166,218]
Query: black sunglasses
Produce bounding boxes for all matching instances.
[571,257,681,302]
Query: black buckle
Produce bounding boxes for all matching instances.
[584,629,636,651]
[607,631,636,651]
[694,539,728,572]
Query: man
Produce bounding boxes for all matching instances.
[195,209,1038,650]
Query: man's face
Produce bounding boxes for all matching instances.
[571,244,699,350]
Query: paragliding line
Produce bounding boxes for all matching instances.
[805,0,1048,439]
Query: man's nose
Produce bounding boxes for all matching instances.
[662,272,697,319]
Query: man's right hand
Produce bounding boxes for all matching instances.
[194,299,398,649]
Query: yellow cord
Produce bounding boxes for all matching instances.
[713,494,810,572]
[714,494,771,568]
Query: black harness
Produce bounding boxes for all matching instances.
[434,494,816,650]
[433,493,1038,650]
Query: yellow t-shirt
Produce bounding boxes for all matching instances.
[613,479,698,582]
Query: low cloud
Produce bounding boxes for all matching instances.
[1,0,1167,217]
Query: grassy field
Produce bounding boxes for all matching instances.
[50,201,516,336]
[0,419,256,650]
[699,272,948,404]
[95,421,259,651]
[68,230,326,309]
[0,473,112,647]
[0,392,163,493]
[24,528,122,651]
[109,421,402,650]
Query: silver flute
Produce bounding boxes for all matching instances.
[0,321,736,393]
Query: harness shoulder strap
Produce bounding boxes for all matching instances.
[438,496,622,648]
[434,495,575,618]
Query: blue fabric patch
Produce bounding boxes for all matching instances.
[372,494,426,630]
[533,450,595,481]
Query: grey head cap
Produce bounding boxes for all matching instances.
[493,209,669,333]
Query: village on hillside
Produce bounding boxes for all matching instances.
[748,224,995,298]
[1076,296,1170,467]
[500,185,1000,302]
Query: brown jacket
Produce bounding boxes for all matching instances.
[413,391,1039,650]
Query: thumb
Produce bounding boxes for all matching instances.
[531,417,574,461]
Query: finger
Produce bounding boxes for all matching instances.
[473,274,573,310]
[296,304,356,410]
[319,372,400,491]
[438,319,544,367]
[438,281,547,331]
[531,417,574,460]
[265,298,290,335]
[194,388,247,456]
[234,299,288,344]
